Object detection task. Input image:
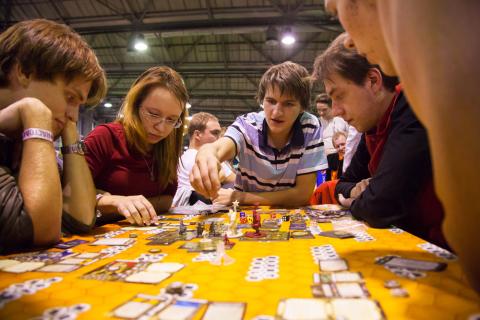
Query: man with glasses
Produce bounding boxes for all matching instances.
[173,112,235,207]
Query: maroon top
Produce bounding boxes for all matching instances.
[84,122,177,198]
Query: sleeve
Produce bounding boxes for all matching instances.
[0,166,34,253]
[335,136,371,198]
[84,125,114,179]
[224,116,247,157]
[297,117,328,175]
[348,108,433,228]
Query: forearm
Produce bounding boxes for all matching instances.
[147,195,173,213]
[20,137,62,245]
[61,123,96,227]
[234,187,312,207]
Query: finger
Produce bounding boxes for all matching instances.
[125,202,144,226]
[118,204,135,224]
[140,197,157,224]
[133,200,151,225]
[207,160,221,198]
[197,158,214,197]
[190,165,208,198]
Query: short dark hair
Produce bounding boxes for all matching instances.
[256,61,311,110]
[312,33,399,92]
[315,93,331,105]
[188,112,219,138]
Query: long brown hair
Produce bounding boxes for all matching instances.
[117,66,188,190]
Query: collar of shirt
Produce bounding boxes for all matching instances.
[258,114,305,153]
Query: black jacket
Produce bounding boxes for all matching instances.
[335,93,445,246]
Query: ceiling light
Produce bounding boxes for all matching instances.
[281,27,296,46]
[128,33,148,52]
[104,102,113,108]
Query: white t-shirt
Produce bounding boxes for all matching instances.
[343,125,362,173]
[320,116,348,155]
[173,148,234,206]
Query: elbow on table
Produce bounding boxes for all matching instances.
[351,207,400,229]
[33,230,61,247]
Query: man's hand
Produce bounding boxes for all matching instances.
[350,178,371,198]
[0,98,52,137]
[98,195,158,226]
[213,188,236,205]
[190,147,222,199]
[338,193,354,208]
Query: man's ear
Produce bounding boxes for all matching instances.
[14,63,31,88]
[366,68,383,93]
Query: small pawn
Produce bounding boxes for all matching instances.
[223,234,231,246]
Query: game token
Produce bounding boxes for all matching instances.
[129,233,138,238]
[166,281,184,295]
[390,287,409,297]
[149,248,162,253]
[384,280,401,289]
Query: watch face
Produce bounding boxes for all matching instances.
[78,140,87,154]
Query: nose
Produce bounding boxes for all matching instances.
[331,102,343,117]
[66,105,79,122]
[271,103,284,117]
[343,33,356,50]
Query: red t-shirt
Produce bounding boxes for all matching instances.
[84,122,177,198]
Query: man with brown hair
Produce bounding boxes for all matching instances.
[190,61,327,206]
[0,19,107,252]
[313,33,448,249]
[324,0,480,293]
[173,112,235,206]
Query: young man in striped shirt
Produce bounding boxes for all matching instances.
[190,61,327,206]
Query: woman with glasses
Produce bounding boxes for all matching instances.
[84,66,188,226]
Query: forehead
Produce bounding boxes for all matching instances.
[142,87,183,115]
[316,102,330,109]
[205,119,221,130]
[265,85,298,101]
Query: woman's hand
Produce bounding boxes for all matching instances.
[98,194,158,226]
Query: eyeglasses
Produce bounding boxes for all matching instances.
[140,108,182,129]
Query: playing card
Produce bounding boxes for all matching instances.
[0,259,21,269]
[2,261,45,273]
[311,283,370,298]
[290,231,315,239]
[146,262,184,273]
[313,272,364,283]
[124,271,170,284]
[54,239,88,249]
[37,264,79,273]
[91,238,134,246]
[113,301,154,319]
[319,259,348,272]
[318,230,355,239]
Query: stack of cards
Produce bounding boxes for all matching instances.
[34,303,90,320]
[0,277,62,308]
[245,256,280,282]
[312,272,369,298]
[310,245,339,263]
[352,231,376,242]
[82,260,184,284]
[276,298,385,320]
[418,242,457,260]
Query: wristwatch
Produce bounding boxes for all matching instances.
[61,140,87,155]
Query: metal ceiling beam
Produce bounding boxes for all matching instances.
[69,16,337,35]
[239,34,275,64]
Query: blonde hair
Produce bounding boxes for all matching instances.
[117,66,188,190]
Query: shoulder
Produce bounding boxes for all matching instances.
[86,122,125,142]
[300,112,321,133]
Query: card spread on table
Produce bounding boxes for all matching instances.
[91,238,135,246]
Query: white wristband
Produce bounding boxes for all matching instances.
[22,128,53,142]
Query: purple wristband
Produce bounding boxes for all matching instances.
[22,128,54,142]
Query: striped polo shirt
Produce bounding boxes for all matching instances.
[225,111,327,192]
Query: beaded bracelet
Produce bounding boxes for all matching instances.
[22,128,54,142]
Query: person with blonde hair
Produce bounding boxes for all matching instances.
[85,66,188,226]
[0,19,107,252]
